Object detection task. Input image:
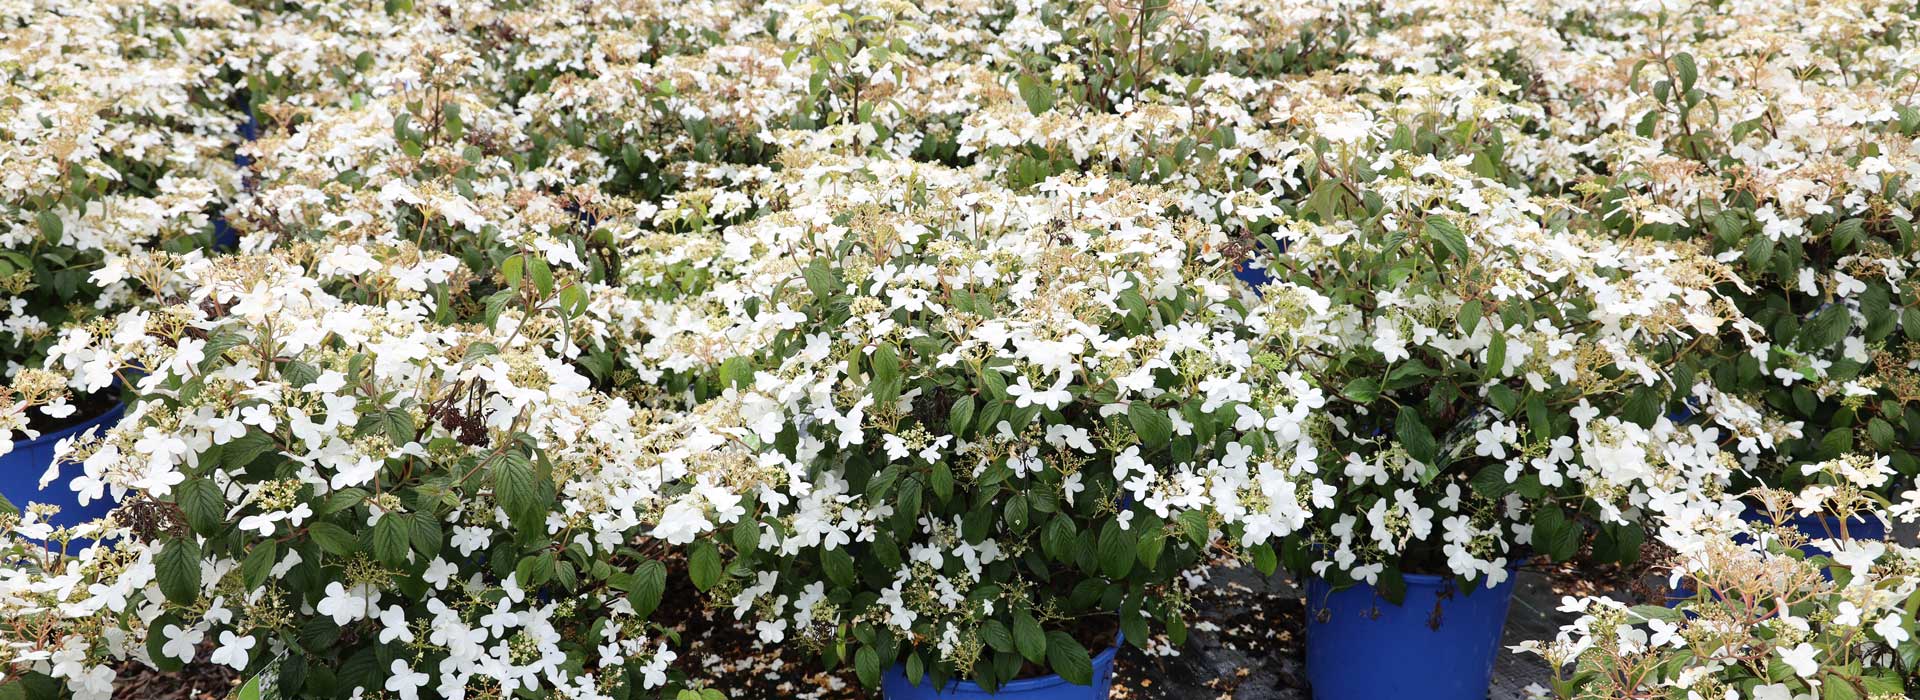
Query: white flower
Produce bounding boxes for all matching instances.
[209,631,255,670]
[1776,643,1819,678]
[1873,614,1910,645]
[378,605,414,644]
[1007,375,1071,410]
[160,623,203,663]
[316,582,377,626]
[385,660,430,700]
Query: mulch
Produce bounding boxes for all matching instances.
[114,646,240,700]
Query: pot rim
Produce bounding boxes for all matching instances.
[8,401,125,452]
[894,632,1124,693]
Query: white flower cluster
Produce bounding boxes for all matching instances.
[1521,483,1920,700]
[0,0,1918,697]
[0,0,245,374]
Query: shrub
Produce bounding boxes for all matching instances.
[615,141,1326,689]
[12,252,700,699]
[1520,488,1920,700]
[0,0,244,377]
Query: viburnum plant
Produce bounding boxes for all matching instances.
[6,251,706,699]
[1519,488,1920,700]
[1242,132,1766,594]
[0,0,244,378]
[1531,17,1920,498]
[615,141,1326,691]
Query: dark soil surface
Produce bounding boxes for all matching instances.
[113,643,239,699]
[1111,564,1308,700]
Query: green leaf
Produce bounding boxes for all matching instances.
[854,645,881,688]
[629,558,667,618]
[1251,542,1277,575]
[373,514,410,566]
[157,538,202,606]
[1458,299,1483,335]
[307,521,357,556]
[1043,515,1077,559]
[1004,494,1030,533]
[1485,329,1508,378]
[1097,520,1135,579]
[1045,631,1093,686]
[1016,73,1056,115]
[1128,403,1172,448]
[222,430,278,469]
[1394,406,1439,468]
[1627,604,1687,623]
[1869,417,1896,450]
[1592,522,1644,566]
[689,541,722,592]
[871,343,901,406]
[719,356,754,389]
[1177,510,1208,546]
[35,210,61,245]
[947,395,976,438]
[382,408,414,445]
[983,619,1014,652]
[1531,506,1581,562]
[492,451,544,530]
[1342,376,1381,403]
[1013,610,1047,664]
[1673,52,1698,93]
[241,541,277,591]
[804,258,840,299]
[822,546,856,588]
[1423,217,1469,265]
[1136,528,1166,570]
[408,512,443,559]
[175,479,225,536]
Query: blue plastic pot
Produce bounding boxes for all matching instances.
[1739,506,1886,552]
[212,109,259,252]
[212,215,240,250]
[1664,507,1885,606]
[3,402,124,542]
[1305,572,1517,700]
[1233,260,1273,290]
[882,636,1122,700]
[1232,239,1289,293]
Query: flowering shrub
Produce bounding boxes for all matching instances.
[1520,490,1920,700]
[613,142,1327,689]
[5,0,1920,698]
[1245,146,1760,592]
[1500,1,1920,498]
[0,0,244,377]
[6,251,702,699]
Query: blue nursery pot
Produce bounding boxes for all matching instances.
[212,215,240,250]
[213,109,260,252]
[3,402,125,545]
[1305,572,1518,700]
[1233,259,1273,290]
[882,634,1123,700]
[1665,505,1886,606]
[1738,506,1887,550]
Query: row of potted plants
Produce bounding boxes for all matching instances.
[3,1,1920,699]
